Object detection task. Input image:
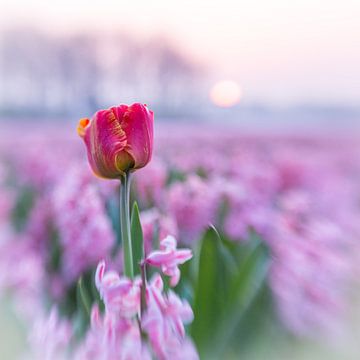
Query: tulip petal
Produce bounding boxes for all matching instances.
[84,107,129,178]
[120,103,154,169]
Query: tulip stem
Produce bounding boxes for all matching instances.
[120,172,134,279]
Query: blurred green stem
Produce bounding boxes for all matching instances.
[140,261,147,315]
[120,172,133,279]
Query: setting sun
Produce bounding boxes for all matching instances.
[210,80,242,107]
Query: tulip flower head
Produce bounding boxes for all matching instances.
[78,103,154,179]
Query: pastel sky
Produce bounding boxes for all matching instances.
[1,0,359,106]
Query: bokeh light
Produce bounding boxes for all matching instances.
[209,80,242,107]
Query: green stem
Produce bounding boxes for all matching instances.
[120,172,133,279]
[140,261,147,315]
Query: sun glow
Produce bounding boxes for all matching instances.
[210,80,242,107]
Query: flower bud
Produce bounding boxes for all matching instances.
[78,103,154,179]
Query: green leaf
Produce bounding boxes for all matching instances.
[228,239,269,309]
[11,186,35,232]
[88,268,104,312]
[166,168,187,185]
[217,239,270,352]
[191,226,235,355]
[47,227,62,272]
[174,256,194,302]
[76,277,92,318]
[131,202,144,276]
[190,227,271,358]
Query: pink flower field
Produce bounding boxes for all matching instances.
[1,121,360,359]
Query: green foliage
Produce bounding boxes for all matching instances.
[191,227,234,351]
[130,202,144,276]
[195,167,208,179]
[73,277,91,339]
[77,277,92,318]
[55,268,104,339]
[166,168,187,185]
[73,269,104,339]
[47,227,62,272]
[190,227,271,359]
[11,186,35,231]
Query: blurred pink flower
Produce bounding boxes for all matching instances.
[75,305,151,360]
[0,235,44,318]
[269,213,352,337]
[28,308,72,360]
[95,260,141,318]
[168,175,218,243]
[134,158,167,207]
[140,208,178,254]
[146,235,192,287]
[142,274,197,360]
[90,265,197,359]
[52,166,115,283]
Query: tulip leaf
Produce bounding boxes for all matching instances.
[191,226,235,355]
[214,238,270,356]
[191,227,271,358]
[131,202,144,276]
[229,238,269,309]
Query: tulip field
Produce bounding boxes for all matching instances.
[1,115,360,359]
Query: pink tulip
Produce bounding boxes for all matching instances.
[78,103,154,179]
[146,235,192,286]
